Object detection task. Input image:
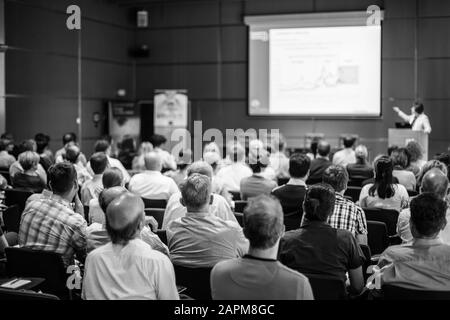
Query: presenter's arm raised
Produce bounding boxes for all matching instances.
[393,106,411,123]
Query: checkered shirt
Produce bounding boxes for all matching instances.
[327,193,367,236]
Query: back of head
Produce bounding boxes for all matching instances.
[387,145,399,156]
[289,153,310,178]
[418,160,448,187]
[248,148,269,173]
[102,167,123,188]
[35,133,50,153]
[355,145,368,163]
[0,139,9,152]
[65,145,80,163]
[48,162,77,195]
[99,186,128,213]
[18,151,40,171]
[343,136,355,149]
[410,192,447,238]
[323,165,348,193]
[317,140,331,157]
[144,152,162,171]
[187,161,213,179]
[90,152,108,175]
[406,141,423,163]
[119,136,136,152]
[371,155,395,199]
[227,142,245,163]
[421,168,449,199]
[62,132,77,145]
[434,153,450,166]
[203,151,221,171]
[180,173,211,211]
[413,102,424,115]
[303,183,336,222]
[243,195,284,249]
[138,141,153,155]
[105,193,145,245]
[149,134,166,148]
[19,139,37,153]
[94,139,110,153]
[390,147,410,169]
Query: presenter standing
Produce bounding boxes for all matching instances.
[393,102,432,134]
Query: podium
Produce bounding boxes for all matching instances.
[388,129,429,160]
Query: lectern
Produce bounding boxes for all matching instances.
[388,129,429,161]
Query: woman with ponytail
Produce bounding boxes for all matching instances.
[359,155,409,212]
[279,183,365,295]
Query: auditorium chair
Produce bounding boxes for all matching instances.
[229,191,241,201]
[234,200,248,213]
[2,204,21,233]
[344,186,362,203]
[234,212,244,227]
[363,208,399,236]
[144,208,165,229]
[347,177,367,187]
[382,285,450,300]
[367,221,389,255]
[304,273,347,300]
[141,198,167,209]
[5,247,70,299]
[173,265,212,300]
[0,287,59,301]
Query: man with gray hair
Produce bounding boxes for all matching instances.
[216,142,252,192]
[162,161,237,229]
[211,195,314,300]
[167,173,248,268]
[397,168,450,243]
[128,151,179,200]
[82,192,178,300]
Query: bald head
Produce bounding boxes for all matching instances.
[144,152,162,171]
[105,193,145,245]
[421,168,449,199]
[99,186,128,213]
[317,140,331,157]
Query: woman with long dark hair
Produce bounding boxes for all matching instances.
[359,155,409,212]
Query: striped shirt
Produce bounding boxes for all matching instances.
[327,193,367,237]
[19,191,87,265]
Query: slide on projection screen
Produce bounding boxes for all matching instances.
[245,11,383,117]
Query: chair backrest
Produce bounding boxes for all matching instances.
[156,230,167,245]
[173,264,212,300]
[141,198,167,209]
[144,208,165,228]
[3,204,21,233]
[367,221,389,255]
[0,287,59,300]
[5,247,69,299]
[344,186,362,203]
[234,212,244,227]
[359,244,372,281]
[304,274,347,300]
[229,191,241,201]
[4,189,33,213]
[363,208,399,236]
[234,200,248,213]
[348,177,366,187]
[382,284,450,300]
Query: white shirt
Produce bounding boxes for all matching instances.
[162,192,236,229]
[129,170,179,200]
[89,198,104,225]
[216,162,252,192]
[87,156,130,184]
[332,148,356,167]
[82,239,179,300]
[81,174,103,206]
[398,111,432,134]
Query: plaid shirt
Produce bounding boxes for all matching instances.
[19,191,87,266]
[327,193,367,236]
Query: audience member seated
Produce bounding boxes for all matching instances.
[11,151,46,193]
[81,152,108,206]
[203,151,233,206]
[323,165,368,245]
[165,150,192,186]
[377,193,450,291]
[117,135,136,170]
[167,173,248,268]
[359,155,409,212]
[132,141,153,171]
[216,142,252,192]
[128,152,178,200]
[307,140,332,184]
[406,140,426,176]
[240,150,277,200]
[86,187,168,255]
[433,153,450,181]
[397,169,450,244]
[279,184,365,295]
[391,147,416,191]
[55,132,87,166]
[65,144,92,187]
[35,133,54,172]
[88,139,130,184]
[272,153,309,221]
[416,160,448,192]
[306,137,320,161]
[248,139,276,181]
[82,193,178,300]
[89,168,124,225]
[347,145,373,182]
[162,161,236,229]
[0,138,16,169]
[211,195,314,300]
[332,136,356,167]
[268,133,290,180]
[18,162,87,266]
[150,134,177,172]
[10,139,47,184]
